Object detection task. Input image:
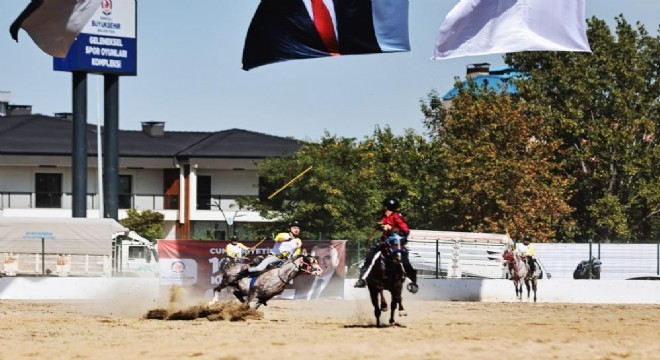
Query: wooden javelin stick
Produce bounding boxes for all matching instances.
[253,237,267,248]
[267,166,313,200]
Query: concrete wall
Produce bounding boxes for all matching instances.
[1,277,658,304]
[0,277,159,300]
[343,279,660,304]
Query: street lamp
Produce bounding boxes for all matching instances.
[210,199,244,239]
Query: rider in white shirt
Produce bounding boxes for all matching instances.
[516,235,536,274]
[225,235,252,260]
[238,221,303,277]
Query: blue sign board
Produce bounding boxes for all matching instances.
[23,231,57,240]
[54,0,137,76]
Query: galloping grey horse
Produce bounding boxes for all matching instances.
[212,255,322,309]
[210,256,255,303]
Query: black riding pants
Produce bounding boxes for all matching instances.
[527,256,536,274]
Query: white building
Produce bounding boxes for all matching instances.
[0,113,301,239]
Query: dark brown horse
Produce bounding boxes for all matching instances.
[366,245,406,327]
[573,258,602,279]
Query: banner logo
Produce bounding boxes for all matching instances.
[102,0,113,16]
[159,258,198,285]
[171,260,185,273]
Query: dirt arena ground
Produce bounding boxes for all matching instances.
[0,296,658,360]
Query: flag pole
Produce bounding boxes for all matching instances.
[96,75,104,218]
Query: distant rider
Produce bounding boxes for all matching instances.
[516,235,536,275]
[225,235,252,261]
[236,220,303,278]
[354,198,418,293]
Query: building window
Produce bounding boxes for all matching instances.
[35,173,62,208]
[258,176,277,202]
[118,175,132,209]
[197,175,211,210]
[163,169,179,210]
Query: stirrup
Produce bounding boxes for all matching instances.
[407,283,419,294]
[354,279,366,288]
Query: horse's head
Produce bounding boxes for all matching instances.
[593,257,602,269]
[295,255,323,276]
[502,249,515,262]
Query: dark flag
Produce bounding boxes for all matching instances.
[242,0,410,71]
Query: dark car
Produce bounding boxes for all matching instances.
[573,257,602,279]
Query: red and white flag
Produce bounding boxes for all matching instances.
[433,0,591,60]
[10,0,103,58]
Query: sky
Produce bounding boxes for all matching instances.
[1,0,658,141]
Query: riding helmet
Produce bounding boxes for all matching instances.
[382,197,400,211]
[289,220,302,229]
[230,235,238,242]
[523,235,531,242]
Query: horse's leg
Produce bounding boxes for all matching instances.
[369,287,381,327]
[525,278,531,301]
[210,275,230,304]
[513,280,519,300]
[532,278,537,302]
[398,298,407,317]
[233,289,245,303]
[210,285,223,304]
[379,290,388,312]
[242,292,254,310]
[389,290,401,325]
[238,280,253,310]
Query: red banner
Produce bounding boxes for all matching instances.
[158,240,346,300]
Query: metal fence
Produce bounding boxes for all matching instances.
[311,238,508,279]
[534,242,660,280]
[305,239,660,280]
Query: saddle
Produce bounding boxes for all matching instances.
[375,249,406,284]
[236,256,284,278]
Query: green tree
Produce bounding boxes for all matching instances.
[505,16,659,242]
[421,83,574,243]
[119,209,164,242]
[360,127,444,231]
[239,129,437,246]
[240,132,379,242]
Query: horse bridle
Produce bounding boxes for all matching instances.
[504,250,520,273]
[276,257,317,284]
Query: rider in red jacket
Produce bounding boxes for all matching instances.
[354,198,418,293]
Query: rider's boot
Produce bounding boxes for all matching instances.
[235,267,251,280]
[406,270,419,294]
[401,252,419,294]
[354,267,368,288]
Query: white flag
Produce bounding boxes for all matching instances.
[10,0,103,58]
[433,0,591,60]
